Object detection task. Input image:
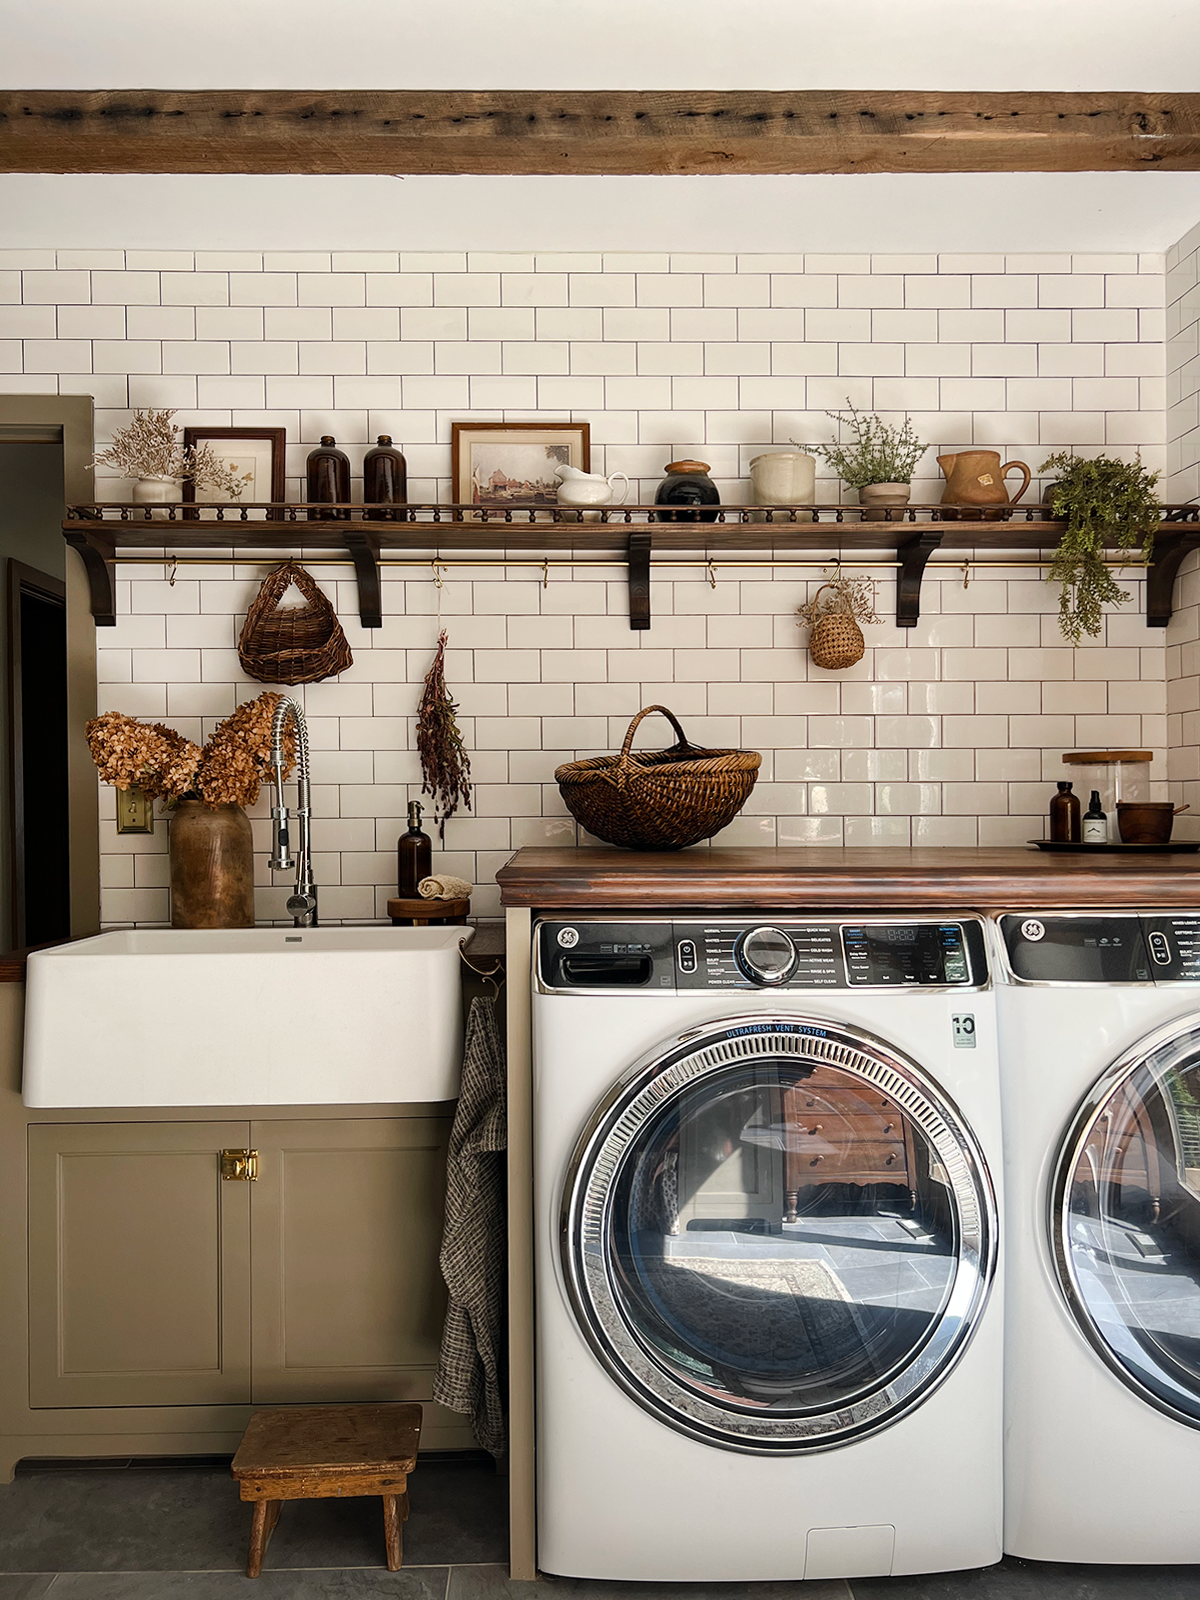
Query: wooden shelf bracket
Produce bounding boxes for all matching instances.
[895,529,943,628]
[344,530,382,628]
[628,530,651,630]
[64,527,116,626]
[1147,528,1200,627]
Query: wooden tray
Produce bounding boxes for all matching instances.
[1030,840,1200,854]
[386,895,470,924]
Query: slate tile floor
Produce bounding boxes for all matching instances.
[0,1456,1198,1598]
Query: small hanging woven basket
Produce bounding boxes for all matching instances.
[803,582,867,671]
[237,560,354,685]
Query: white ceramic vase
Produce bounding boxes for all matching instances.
[132,475,182,519]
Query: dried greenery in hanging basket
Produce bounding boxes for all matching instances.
[416,630,472,841]
[797,573,881,670]
[1041,451,1160,645]
[237,560,353,685]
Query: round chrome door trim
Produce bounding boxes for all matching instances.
[1050,1010,1200,1430]
[560,1012,998,1454]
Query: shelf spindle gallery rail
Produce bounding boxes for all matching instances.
[62,502,1200,632]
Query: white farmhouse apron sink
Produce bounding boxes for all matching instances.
[22,925,474,1108]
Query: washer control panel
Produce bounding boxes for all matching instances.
[538,917,986,992]
[1000,913,1200,983]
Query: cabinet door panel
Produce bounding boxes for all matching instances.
[28,1122,251,1408]
[250,1118,451,1403]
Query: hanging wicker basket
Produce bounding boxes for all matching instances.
[554,705,761,851]
[803,583,867,671]
[237,560,353,685]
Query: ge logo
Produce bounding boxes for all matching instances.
[557,927,580,949]
[1021,919,1045,942]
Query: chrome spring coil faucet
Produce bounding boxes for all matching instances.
[269,696,318,927]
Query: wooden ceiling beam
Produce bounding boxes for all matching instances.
[2,90,1199,175]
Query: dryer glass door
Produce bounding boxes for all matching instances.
[1054,1018,1200,1428]
[562,1016,997,1453]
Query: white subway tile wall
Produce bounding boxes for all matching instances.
[0,246,1179,921]
[1166,220,1200,832]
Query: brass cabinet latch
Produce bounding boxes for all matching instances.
[221,1149,258,1181]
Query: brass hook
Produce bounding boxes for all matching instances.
[706,559,718,590]
[542,558,550,590]
[962,560,971,590]
[431,559,446,589]
[166,557,178,587]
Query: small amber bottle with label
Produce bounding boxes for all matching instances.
[397,800,432,896]
[1082,790,1108,845]
[1049,781,1081,843]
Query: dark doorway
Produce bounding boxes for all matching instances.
[9,562,69,948]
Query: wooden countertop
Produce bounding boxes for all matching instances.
[496,846,1200,911]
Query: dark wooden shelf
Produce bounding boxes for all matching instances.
[64,502,1200,632]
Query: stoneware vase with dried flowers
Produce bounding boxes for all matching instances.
[86,692,295,929]
[168,802,255,928]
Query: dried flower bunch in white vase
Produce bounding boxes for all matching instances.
[91,408,252,508]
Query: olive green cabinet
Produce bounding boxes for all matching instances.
[26,1116,451,1413]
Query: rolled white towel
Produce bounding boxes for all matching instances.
[417,874,473,901]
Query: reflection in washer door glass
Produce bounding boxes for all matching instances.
[606,1061,959,1414]
[1061,1041,1200,1425]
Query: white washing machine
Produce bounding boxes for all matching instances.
[994,910,1200,1562]
[533,914,1004,1582]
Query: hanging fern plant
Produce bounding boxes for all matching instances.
[1042,452,1160,644]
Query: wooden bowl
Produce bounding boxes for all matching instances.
[1117,801,1178,845]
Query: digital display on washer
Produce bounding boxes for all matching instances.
[842,923,970,986]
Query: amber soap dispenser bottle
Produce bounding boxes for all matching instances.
[397,800,432,896]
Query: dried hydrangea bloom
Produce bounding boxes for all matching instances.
[84,712,202,801]
[195,691,296,809]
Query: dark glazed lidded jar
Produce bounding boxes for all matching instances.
[654,459,721,523]
[306,436,351,520]
[363,435,407,517]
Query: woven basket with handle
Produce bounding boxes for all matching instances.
[805,583,865,670]
[555,705,761,851]
[237,560,354,685]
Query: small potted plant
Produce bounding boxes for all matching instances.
[1041,451,1161,644]
[91,407,251,513]
[801,402,928,519]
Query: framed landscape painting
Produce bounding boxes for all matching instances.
[451,422,590,512]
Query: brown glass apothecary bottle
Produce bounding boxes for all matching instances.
[363,436,407,519]
[306,436,350,520]
[1049,781,1081,843]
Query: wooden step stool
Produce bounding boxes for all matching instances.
[231,1402,422,1578]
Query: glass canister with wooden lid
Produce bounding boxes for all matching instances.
[1062,751,1151,842]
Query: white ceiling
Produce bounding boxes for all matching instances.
[3,0,1200,254]
[5,0,1200,91]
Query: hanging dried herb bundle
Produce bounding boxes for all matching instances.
[416,630,472,841]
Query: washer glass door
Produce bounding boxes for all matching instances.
[562,1016,996,1453]
[1054,1019,1200,1427]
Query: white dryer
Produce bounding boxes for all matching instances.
[533,914,1004,1582]
[994,910,1200,1562]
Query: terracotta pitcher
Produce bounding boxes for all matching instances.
[938,450,1031,509]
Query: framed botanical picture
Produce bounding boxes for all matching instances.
[451,421,590,512]
[182,427,286,520]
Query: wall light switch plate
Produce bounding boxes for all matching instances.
[115,785,154,834]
